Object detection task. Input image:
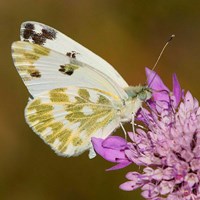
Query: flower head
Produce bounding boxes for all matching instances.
[93,68,200,199]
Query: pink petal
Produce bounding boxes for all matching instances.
[141,183,159,198]
[145,67,170,103]
[126,172,142,181]
[190,159,200,171]
[91,137,127,162]
[184,91,194,111]
[120,181,142,191]
[106,161,131,171]
[172,73,182,107]
[102,136,127,150]
[159,180,174,195]
[184,173,199,187]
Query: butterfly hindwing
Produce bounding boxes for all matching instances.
[25,87,122,157]
[12,41,128,99]
[20,21,129,88]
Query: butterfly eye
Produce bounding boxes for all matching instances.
[138,91,147,101]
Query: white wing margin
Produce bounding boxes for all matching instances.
[20,21,129,88]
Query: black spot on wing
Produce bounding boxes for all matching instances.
[23,29,33,39]
[29,94,34,100]
[71,53,76,59]
[23,39,30,42]
[22,23,35,39]
[22,23,57,45]
[65,70,74,75]
[30,71,41,78]
[42,28,56,40]
[66,52,72,57]
[58,67,65,73]
[25,23,35,30]
[32,33,46,45]
[66,51,78,59]
[58,65,74,76]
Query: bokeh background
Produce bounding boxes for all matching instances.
[1,1,200,199]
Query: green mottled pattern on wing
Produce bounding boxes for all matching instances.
[25,87,120,157]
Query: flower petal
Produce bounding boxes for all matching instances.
[102,136,127,150]
[145,67,170,102]
[120,180,143,191]
[106,161,131,171]
[184,91,194,111]
[91,137,128,163]
[172,73,182,107]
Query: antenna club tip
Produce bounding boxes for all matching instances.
[168,34,175,42]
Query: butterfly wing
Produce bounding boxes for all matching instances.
[25,87,122,157]
[12,23,131,158]
[12,41,128,99]
[20,21,128,88]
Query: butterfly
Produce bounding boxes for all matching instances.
[11,21,152,158]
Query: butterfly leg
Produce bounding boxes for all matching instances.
[89,146,97,159]
[131,112,135,134]
[120,122,127,140]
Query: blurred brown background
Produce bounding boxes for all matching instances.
[1,0,200,199]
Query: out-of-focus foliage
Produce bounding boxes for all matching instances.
[0,1,200,199]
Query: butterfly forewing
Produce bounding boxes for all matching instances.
[20,21,128,88]
[12,41,127,99]
[25,87,122,157]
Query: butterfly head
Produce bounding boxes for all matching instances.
[125,85,152,102]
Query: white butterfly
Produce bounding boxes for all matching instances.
[11,21,152,158]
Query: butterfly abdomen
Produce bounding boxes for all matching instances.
[119,85,152,122]
[119,98,142,123]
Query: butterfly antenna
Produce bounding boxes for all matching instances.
[148,34,175,87]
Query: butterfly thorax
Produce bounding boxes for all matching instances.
[124,85,152,101]
[119,85,152,122]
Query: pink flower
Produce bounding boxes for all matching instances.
[93,68,200,199]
